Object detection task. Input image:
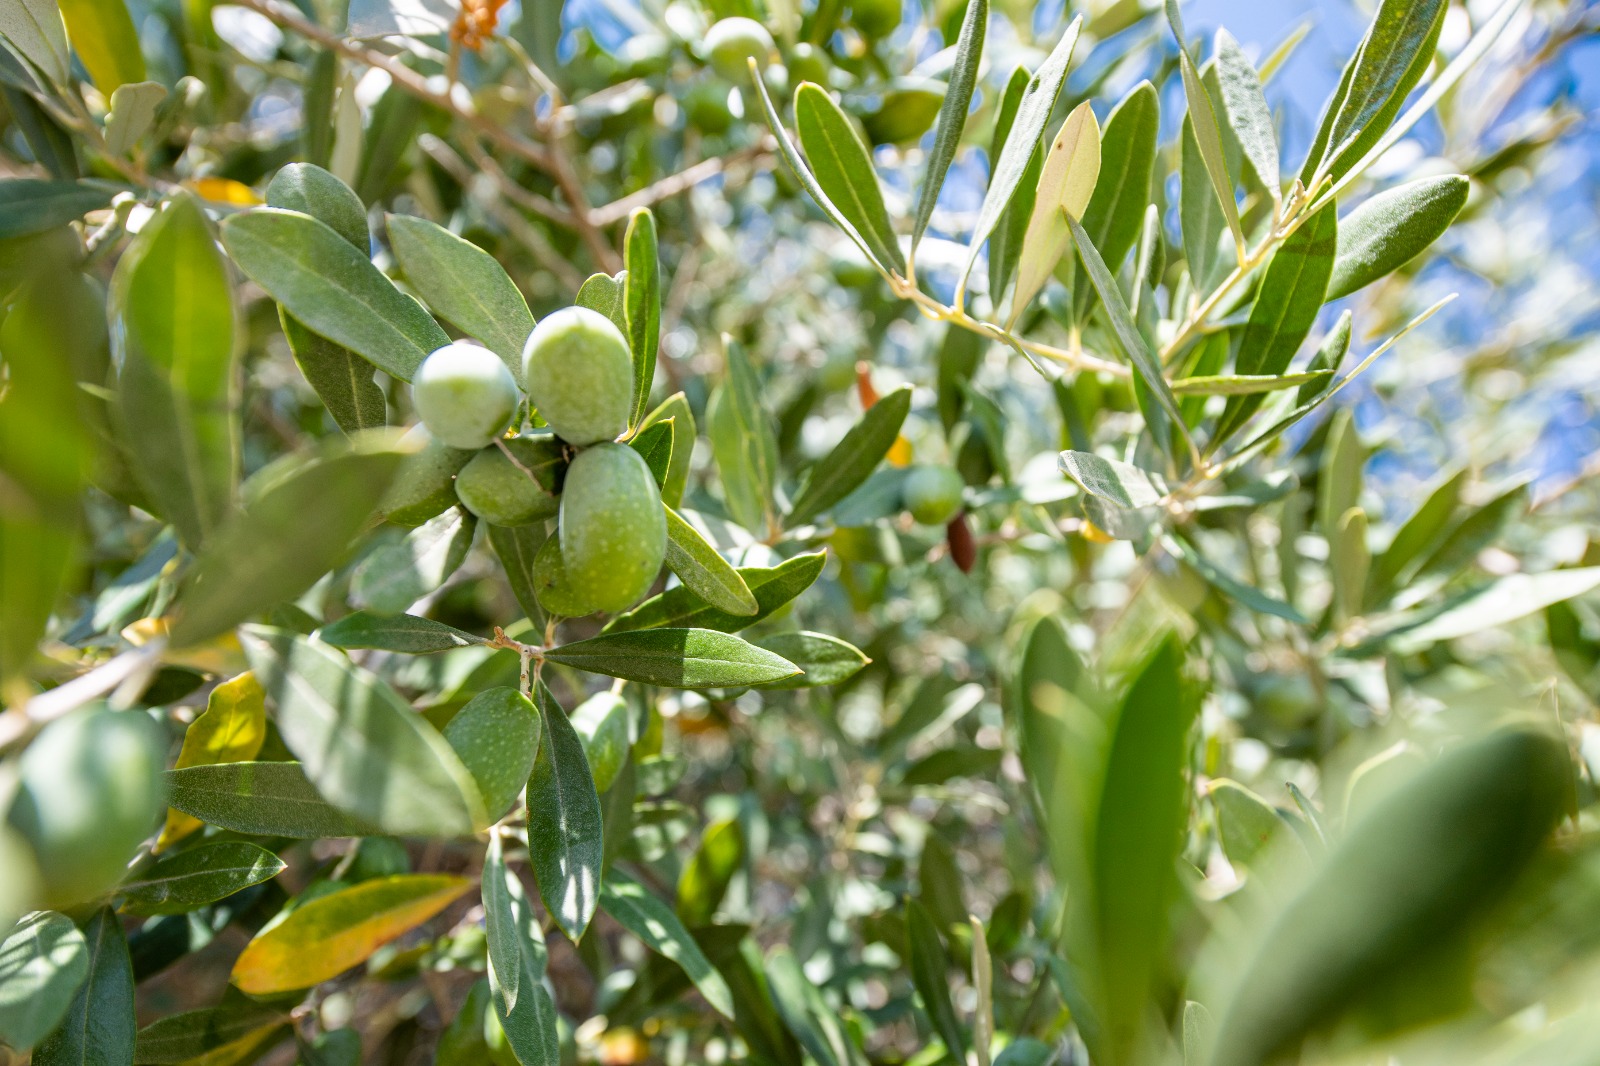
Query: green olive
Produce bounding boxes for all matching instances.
[848,0,900,39]
[442,687,540,822]
[902,464,965,526]
[454,434,565,527]
[521,307,634,446]
[8,706,166,908]
[532,534,600,617]
[558,442,667,613]
[380,424,475,526]
[571,691,631,793]
[787,42,831,86]
[683,80,737,135]
[412,342,521,450]
[705,17,776,81]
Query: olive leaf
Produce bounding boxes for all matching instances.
[526,683,604,942]
[1009,101,1100,326]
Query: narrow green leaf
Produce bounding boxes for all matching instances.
[1165,534,1308,624]
[32,908,134,1066]
[576,270,627,334]
[56,0,143,90]
[118,843,284,916]
[527,683,604,942]
[266,163,367,250]
[1213,30,1279,196]
[1317,408,1364,541]
[0,0,69,83]
[984,67,1040,308]
[388,214,535,375]
[1297,312,1351,405]
[220,208,449,382]
[1171,371,1332,396]
[677,818,743,928]
[1331,506,1370,622]
[280,309,387,435]
[1064,212,1193,459]
[910,0,987,249]
[319,610,489,653]
[795,82,904,275]
[1181,113,1229,294]
[1010,101,1100,325]
[755,631,868,689]
[1328,175,1468,300]
[494,983,559,1066]
[786,385,911,527]
[1073,81,1159,318]
[1208,727,1566,1066]
[241,626,484,836]
[1369,466,1465,596]
[708,337,778,533]
[169,432,409,648]
[1166,1,1242,260]
[605,552,825,634]
[488,522,549,625]
[630,419,674,489]
[641,392,695,508]
[546,628,800,688]
[133,1003,288,1064]
[766,946,867,1066]
[958,15,1084,298]
[0,911,88,1052]
[0,179,113,238]
[112,193,238,550]
[1316,0,1447,183]
[351,506,476,615]
[1214,202,1337,445]
[665,505,760,616]
[1086,635,1199,1066]
[624,208,661,427]
[907,899,966,1054]
[601,870,735,1018]
[483,833,521,1014]
[1389,568,1600,651]
[164,762,379,838]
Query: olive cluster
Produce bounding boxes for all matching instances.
[397,308,666,617]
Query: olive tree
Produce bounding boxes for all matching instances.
[0,0,1597,1062]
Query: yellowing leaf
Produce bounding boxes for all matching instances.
[231,874,471,994]
[887,436,913,467]
[1009,101,1102,326]
[188,177,263,206]
[157,672,267,850]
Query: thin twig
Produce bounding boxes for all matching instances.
[590,145,773,227]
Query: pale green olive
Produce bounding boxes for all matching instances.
[521,307,633,446]
[454,434,565,527]
[558,442,667,613]
[442,687,540,822]
[705,17,776,81]
[902,464,965,526]
[412,342,521,449]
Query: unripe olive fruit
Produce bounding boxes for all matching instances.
[848,0,900,39]
[532,534,600,618]
[454,434,565,527]
[705,17,776,81]
[521,307,634,446]
[7,707,166,907]
[684,81,736,135]
[571,691,630,794]
[380,424,475,526]
[412,342,521,450]
[902,464,965,526]
[787,42,831,86]
[558,442,667,613]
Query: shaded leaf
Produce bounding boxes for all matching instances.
[641,392,695,508]
[0,911,88,1052]
[119,843,285,916]
[319,610,489,653]
[1059,451,1167,509]
[482,833,521,1014]
[907,899,965,1054]
[786,385,911,527]
[133,1003,286,1065]
[165,762,379,838]
[32,908,134,1066]
[707,338,778,533]
[112,193,238,550]
[0,179,113,238]
[158,672,267,849]
[601,869,735,1018]
[241,626,484,836]
[605,552,825,634]
[55,0,143,89]
[526,683,604,942]
[755,631,868,688]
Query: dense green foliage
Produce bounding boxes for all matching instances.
[0,0,1597,1062]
